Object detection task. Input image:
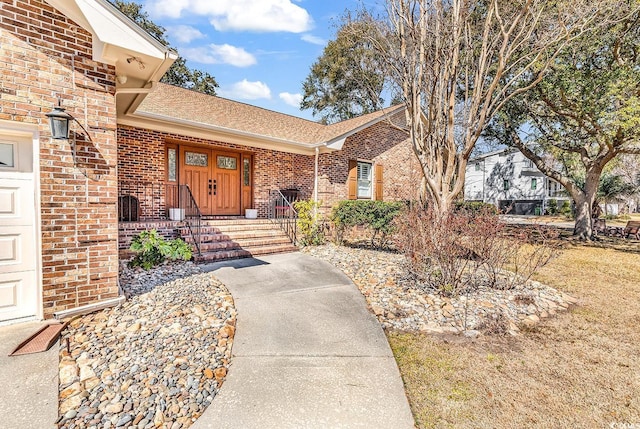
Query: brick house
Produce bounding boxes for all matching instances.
[0,0,418,323]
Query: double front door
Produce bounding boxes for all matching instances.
[180,146,247,216]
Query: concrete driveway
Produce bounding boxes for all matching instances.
[195,252,415,429]
[0,321,58,429]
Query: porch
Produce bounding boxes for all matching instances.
[117,181,299,262]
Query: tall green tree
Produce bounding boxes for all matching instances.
[301,19,386,124]
[488,1,640,239]
[113,1,218,95]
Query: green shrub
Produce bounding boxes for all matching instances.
[129,229,192,270]
[331,200,404,248]
[547,199,558,215]
[560,200,573,218]
[454,201,498,214]
[294,199,325,246]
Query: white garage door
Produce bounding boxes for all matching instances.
[0,134,38,323]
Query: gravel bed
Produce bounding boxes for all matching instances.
[57,262,236,429]
[304,244,576,336]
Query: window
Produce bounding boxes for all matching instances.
[348,160,382,200]
[167,148,176,181]
[503,179,510,191]
[531,178,537,190]
[0,142,15,168]
[217,155,237,170]
[243,158,251,186]
[525,159,535,168]
[474,162,481,171]
[185,151,208,167]
[357,161,372,199]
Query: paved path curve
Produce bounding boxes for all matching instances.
[194,252,415,429]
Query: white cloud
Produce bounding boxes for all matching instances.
[146,0,313,33]
[145,0,189,19]
[219,80,272,100]
[167,25,206,44]
[180,44,256,67]
[301,34,325,46]
[279,92,302,107]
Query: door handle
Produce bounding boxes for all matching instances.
[208,179,212,195]
[213,180,217,196]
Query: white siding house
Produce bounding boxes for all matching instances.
[464,149,571,215]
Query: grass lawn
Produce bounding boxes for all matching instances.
[389,243,640,428]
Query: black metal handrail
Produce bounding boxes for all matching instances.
[118,180,202,257]
[268,189,297,244]
[177,184,202,257]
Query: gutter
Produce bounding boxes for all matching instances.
[131,111,326,151]
[314,146,319,203]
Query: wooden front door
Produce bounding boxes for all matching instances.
[180,146,242,216]
[213,151,241,215]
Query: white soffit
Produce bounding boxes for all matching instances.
[46,0,168,64]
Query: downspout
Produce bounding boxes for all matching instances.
[314,146,319,203]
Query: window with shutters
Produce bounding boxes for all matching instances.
[357,161,372,198]
[348,160,383,200]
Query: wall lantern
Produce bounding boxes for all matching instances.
[45,100,74,140]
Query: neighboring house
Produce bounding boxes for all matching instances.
[0,0,419,323]
[464,148,570,215]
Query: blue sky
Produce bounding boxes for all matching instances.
[140,0,372,121]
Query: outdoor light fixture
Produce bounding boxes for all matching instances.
[45,100,74,140]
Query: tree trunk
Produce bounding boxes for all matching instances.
[573,195,592,239]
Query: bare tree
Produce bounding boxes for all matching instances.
[364,0,602,213]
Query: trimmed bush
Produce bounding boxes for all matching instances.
[331,200,404,248]
[129,229,192,270]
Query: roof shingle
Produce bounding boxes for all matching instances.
[136,83,403,145]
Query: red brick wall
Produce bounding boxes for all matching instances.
[117,116,420,222]
[318,117,421,214]
[0,0,119,317]
[117,126,315,218]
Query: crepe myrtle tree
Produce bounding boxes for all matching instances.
[487,0,640,239]
[359,0,605,213]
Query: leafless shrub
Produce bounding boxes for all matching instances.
[395,205,561,296]
[394,206,482,296]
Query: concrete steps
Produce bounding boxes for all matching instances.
[180,219,297,262]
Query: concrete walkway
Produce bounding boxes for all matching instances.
[195,252,415,429]
[0,321,58,429]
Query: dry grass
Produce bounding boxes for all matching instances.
[389,243,640,428]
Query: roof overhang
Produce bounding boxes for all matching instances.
[45,0,177,115]
[119,112,329,156]
[119,104,408,156]
[325,105,406,150]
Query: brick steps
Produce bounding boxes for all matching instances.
[179,219,297,262]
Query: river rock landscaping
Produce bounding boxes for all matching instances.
[304,244,576,335]
[57,262,236,429]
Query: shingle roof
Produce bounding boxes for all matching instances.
[136,83,403,145]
